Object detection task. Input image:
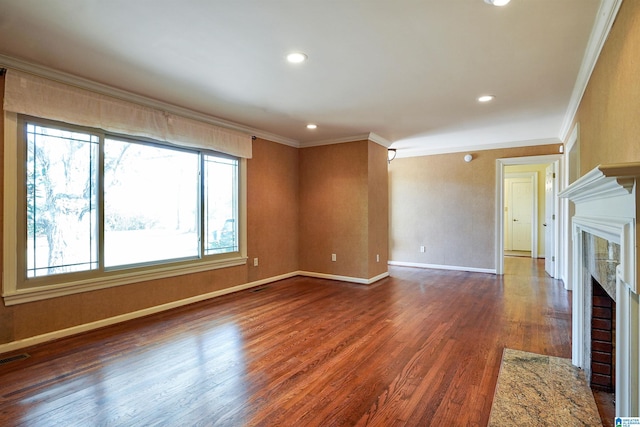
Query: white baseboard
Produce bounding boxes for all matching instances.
[0,271,299,356]
[0,269,394,355]
[388,260,496,275]
[298,270,390,285]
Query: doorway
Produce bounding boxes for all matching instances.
[504,173,536,257]
[496,155,562,276]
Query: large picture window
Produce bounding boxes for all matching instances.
[13,117,243,297]
[103,138,200,267]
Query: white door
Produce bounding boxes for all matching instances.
[544,164,556,277]
[508,178,533,252]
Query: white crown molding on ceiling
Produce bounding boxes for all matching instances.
[558,0,623,142]
[368,132,392,148]
[395,137,562,159]
[0,54,299,148]
[298,132,391,149]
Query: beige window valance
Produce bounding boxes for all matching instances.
[3,69,252,158]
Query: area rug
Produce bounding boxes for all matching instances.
[488,348,603,426]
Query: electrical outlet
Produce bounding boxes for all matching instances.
[253,257,258,267]
[420,246,425,253]
[376,254,380,262]
[331,253,337,262]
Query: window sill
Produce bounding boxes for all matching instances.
[2,256,248,306]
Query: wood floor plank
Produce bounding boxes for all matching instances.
[0,257,575,426]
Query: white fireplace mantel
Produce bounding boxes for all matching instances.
[559,162,640,417]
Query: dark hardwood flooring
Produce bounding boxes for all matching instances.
[0,257,575,426]
[593,390,615,427]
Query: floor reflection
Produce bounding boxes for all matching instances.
[19,323,248,426]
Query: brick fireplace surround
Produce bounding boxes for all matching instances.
[591,276,615,392]
[560,163,640,417]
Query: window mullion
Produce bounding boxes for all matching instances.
[98,133,106,273]
[199,155,205,259]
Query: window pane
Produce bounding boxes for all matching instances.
[26,124,99,277]
[204,155,238,255]
[104,139,199,267]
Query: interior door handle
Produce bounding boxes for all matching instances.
[513,219,518,222]
[543,223,547,226]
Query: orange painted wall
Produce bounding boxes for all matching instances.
[299,140,370,278]
[247,138,299,282]
[573,0,640,171]
[298,140,389,280]
[389,145,560,270]
[367,141,389,278]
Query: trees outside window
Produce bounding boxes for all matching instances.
[23,120,239,281]
[104,139,200,267]
[204,155,238,255]
[26,124,98,277]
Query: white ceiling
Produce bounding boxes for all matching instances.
[0,0,614,157]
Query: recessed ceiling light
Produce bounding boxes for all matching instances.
[484,0,511,6]
[306,124,317,129]
[478,95,495,103]
[287,52,308,63]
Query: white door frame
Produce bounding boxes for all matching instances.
[544,163,557,277]
[504,172,538,256]
[561,124,580,289]
[496,154,563,275]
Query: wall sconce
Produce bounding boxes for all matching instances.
[464,154,473,163]
[387,148,397,164]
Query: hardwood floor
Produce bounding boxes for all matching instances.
[0,257,573,426]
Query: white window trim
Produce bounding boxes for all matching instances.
[2,112,248,306]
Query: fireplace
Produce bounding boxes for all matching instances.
[559,163,640,417]
[591,277,615,392]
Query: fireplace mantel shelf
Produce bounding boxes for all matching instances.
[559,162,640,203]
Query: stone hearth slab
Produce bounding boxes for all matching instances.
[488,348,602,426]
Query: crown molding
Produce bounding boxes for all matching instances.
[367,132,392,148]
[558,0,623,142]
[298,133,371,148]
[249,131,300,147]
[395,137,561,159]
[298,132,391,149]
[0,54,300,147]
